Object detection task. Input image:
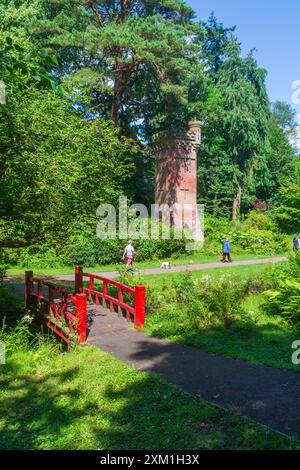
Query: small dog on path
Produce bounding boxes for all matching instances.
[160,262,172,269]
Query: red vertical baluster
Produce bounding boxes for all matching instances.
[118,287,123,316]
[75,293,87,343]
[89,276,94,302]
[49,285,54,317]
[25,271,33,308]
[38,281,43,311]
[75,266,83,293]
[103,281,107,308]
[134,285,146,328]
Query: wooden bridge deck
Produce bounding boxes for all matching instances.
[86,303,136,344]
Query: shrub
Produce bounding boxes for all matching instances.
[0,285,24,327]
[274,184,300,233]
[261,252,300,326]
[241,210,277,232]
[202,212,288,256]
[259,252,300,290]
[17,219,190,268]
[12,210,289,270]
[18,245,64,269]
[194,274,249,323]
[150,272,249,327]
[263,279,300,326]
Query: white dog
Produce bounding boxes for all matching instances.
[160,262,172,269]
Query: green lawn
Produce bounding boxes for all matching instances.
[7,252,286,277]
[0,344,299,450]
[141,263,300,373]
[140,263,275,287]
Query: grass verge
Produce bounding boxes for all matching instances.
[0,344,299,450]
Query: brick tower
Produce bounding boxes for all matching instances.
[154,120,203,234]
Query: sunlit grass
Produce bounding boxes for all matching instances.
[0,344,299,450]
[140,263,276,287]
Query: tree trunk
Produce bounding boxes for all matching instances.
[111,68,122,125]
[232,184,242,221]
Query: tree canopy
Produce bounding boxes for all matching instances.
[0,0,299,259]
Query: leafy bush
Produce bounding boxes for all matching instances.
[17,244,64,269]
[194,274,249,322]
[241,211,277,232]
[0,286,24,327]
[274,184,300,233]
[148,272,249,329]
[261,252,300,326]
[263,279,300,326]
[259,252,300,290]
[16,218,190,268]
[202,212,289,256]
[11,210,289,270]
[61,226,124,266]
[236,228,289,255]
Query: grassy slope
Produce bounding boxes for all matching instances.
[7,252,284,277]
[0,344,299,450]
[142,264,300,373]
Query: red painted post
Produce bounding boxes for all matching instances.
[134,285,146,328]
[25,271,33,308]
[118,287,123,316]
[103,281,107,308]
[75,266,83,294]
[75,293,87,343]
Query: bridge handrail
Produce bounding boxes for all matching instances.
[75,266,146,328]
[83,273,135,294]
[25,271,87,344]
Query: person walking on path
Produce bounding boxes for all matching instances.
[123,240,135,270]
[293,235,300,252]
[222,239,232,263]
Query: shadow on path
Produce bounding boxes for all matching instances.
[88,307,300,439]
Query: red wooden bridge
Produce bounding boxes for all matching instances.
[25,267,146,345]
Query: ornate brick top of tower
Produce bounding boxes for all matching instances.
[153,120,203,151]
[187,120,203,147]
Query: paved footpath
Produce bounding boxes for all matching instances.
[88,306,300,439]
[54,256,287,282]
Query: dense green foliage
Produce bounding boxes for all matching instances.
[0,1,299,267]
[203,211,289,256]
[262,254,300,325]
[274,184,300,232]
[0,285,24,326]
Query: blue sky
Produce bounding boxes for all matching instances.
[189,0,300,115]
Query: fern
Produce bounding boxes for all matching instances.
[263,279,300,323]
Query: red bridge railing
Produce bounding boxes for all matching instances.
[75,266,146,328]
[25,271,87,344]
[25,267,146,344]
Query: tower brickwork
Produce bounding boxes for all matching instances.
[154,121,203,231]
